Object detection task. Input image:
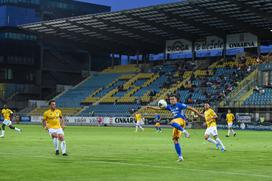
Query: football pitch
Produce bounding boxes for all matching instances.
[0,125,271,181]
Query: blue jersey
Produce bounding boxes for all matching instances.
[166,103,187,120]
[154,115,161,122]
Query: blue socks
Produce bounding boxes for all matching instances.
[174,143,182,156]
[171,122,184,132]
[155,127,161,131]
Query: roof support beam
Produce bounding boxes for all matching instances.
[156,6,226,38]
[67,18,164,54]
[67,19,148,51]
[94,16,164,46]
[38,23,130,53]
[188,0,271,36]
[124,10,198,41]
[227,0,272,23]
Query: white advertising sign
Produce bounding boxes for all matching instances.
[226,33,257,49]
[195,36,224,51]
[165,39,192,53]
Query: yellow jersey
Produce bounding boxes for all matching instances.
[1,108,13,120]
[135,113,142,122]
[204,108,217,128]
[43,109,62,129]
[226,113,235,124]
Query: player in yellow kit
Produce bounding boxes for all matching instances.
[134,112,144,132]
[203,103,225,152]
[226,109,236,137]
[42,100,67,156]
[0,105,21,138]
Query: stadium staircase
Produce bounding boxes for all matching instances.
[219,56,266,107]
[81,73,161,105]
[220,69,258,107]
[243,63,272,106]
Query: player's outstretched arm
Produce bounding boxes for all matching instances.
[144,106,162,110]
[187,106,204,118]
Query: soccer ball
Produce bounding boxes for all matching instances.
[158,99,167,108]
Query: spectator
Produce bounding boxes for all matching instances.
[247,66,251,73]
[187,97,193,104]
[136,97,141,105]
[253,86,260,92]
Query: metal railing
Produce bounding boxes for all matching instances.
[220,69,258,107]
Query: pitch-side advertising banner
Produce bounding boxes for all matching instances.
[30,116,137,125]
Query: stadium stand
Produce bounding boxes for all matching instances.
[26,53,272,119]
[136,56,262,118]
[56,73,121,107]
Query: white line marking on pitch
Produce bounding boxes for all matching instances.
[0,153,271,179]
[89,160,272,179]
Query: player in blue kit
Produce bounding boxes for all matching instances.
[154,114,162,133]
[146,94,203,161]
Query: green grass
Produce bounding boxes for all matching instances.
[0,125,272,181]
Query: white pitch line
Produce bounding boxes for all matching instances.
[0,153,271,179]
[88,160,272,179]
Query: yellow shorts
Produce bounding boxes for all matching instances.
[155,123,160,127]
[171,118,186,140]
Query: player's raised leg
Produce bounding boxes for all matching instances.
[215,135,225,152]
[204,131,219,149]
[171,119,189,138]
[8,125,21,133]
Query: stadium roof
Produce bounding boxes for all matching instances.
[20,0,272,54]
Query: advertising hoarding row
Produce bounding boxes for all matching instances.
[166,33,257,54]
